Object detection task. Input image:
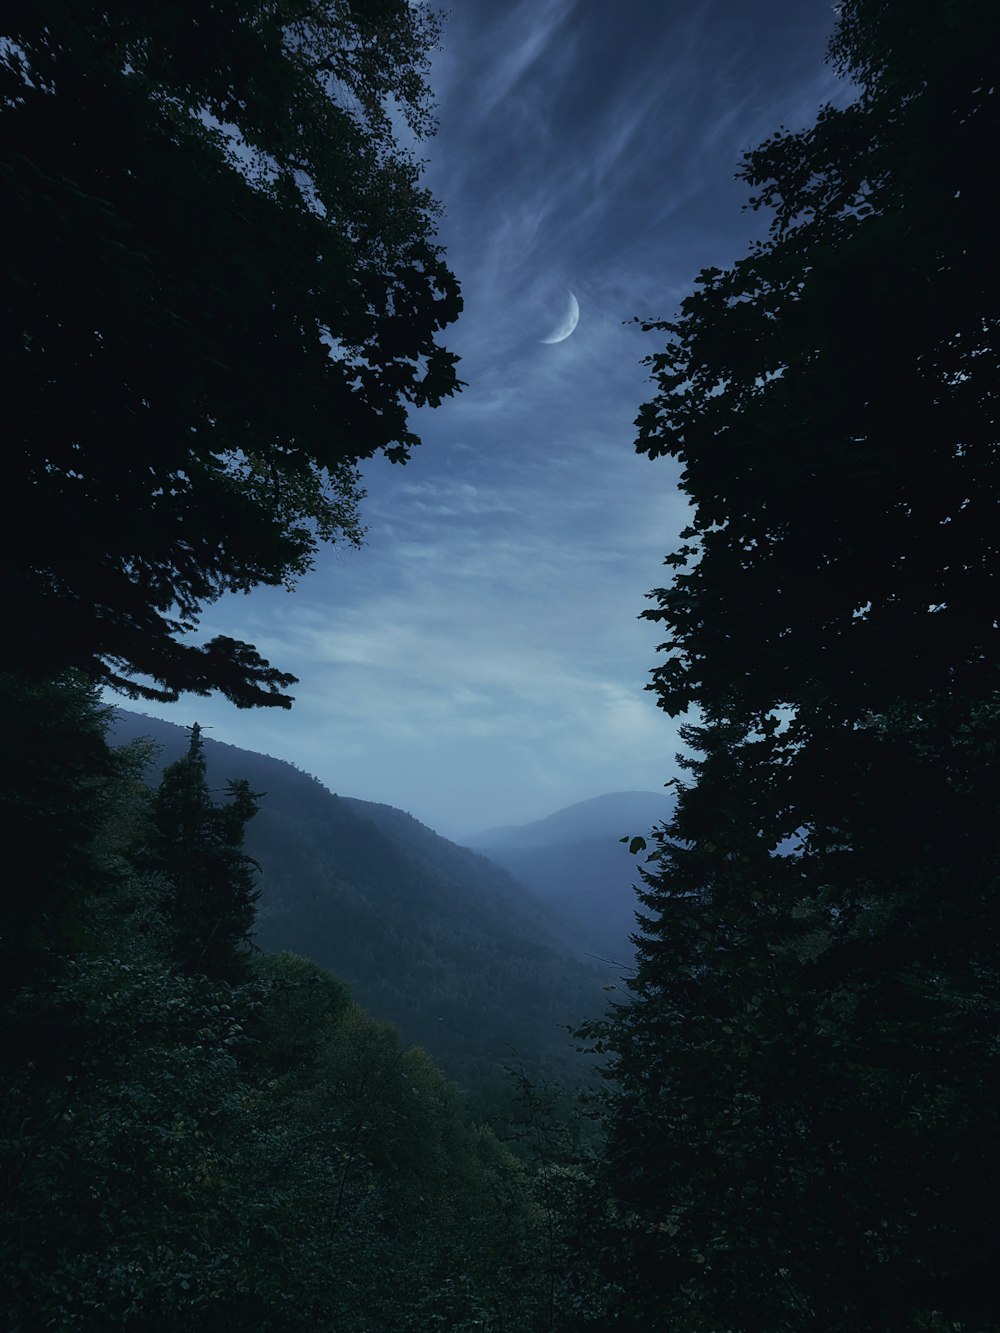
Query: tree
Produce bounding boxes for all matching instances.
[0,671,119,996]
[149,723,261,979]
[584,1,1000,1327]
[1,0,461,708]
[3,718,554,1330]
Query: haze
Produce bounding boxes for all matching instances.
[113,0,851,839]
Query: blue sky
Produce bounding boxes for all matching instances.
[122,0,850,840]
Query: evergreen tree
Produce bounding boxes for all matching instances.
[150,723,261,980]
[584,1,1000,1327]
[0,672,116,996]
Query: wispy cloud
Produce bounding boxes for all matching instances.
[119,1,848,837]
[467,0,581,126]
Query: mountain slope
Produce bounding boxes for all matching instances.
[466,790,671,851]
[108,711,603,1102]
[463,792,675,965]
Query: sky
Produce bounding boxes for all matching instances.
[120,0,851,841]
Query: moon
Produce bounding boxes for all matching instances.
[540,289,580,344]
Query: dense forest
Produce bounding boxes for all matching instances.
[2,683,584,1328]
[108,708,610,1120]
[3,0,998,1329]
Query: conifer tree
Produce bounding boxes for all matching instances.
[150,724,261,980]
[584,1,1000,1327]
[0,672,116,996]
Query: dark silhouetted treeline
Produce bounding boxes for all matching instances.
[580,0,1000,1328]
[1,676,580,1330]
[109,708,607,1124]
[4,0,998,1328]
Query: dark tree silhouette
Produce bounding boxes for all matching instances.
[150,723,260,980]
[584,1,1000,1327]
[0,672,116,995]
[1,1,461,708]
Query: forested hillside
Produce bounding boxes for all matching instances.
[4,0,997,1328]
[0,3,574,1325]
[465,792,674,963]
[110,710,605,1110]
[2,681,565,1329]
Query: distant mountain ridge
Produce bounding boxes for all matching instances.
[463,791,675,965]
[465,790,671,850]
[108,711,605,1107]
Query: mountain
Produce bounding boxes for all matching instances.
[108,711,604,1108]
[463,791,675,966]
[466,790,671,850]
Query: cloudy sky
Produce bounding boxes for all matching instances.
[123,0,850,840]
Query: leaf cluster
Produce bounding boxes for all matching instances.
[1,676,559,1331]
[587,1,1000,1327]
[1,0,462,708]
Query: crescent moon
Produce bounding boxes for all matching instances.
[540,290,580,344]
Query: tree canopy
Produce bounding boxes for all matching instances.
[1,0,461,708]
[149,722,261,980]
[584,1,1000,1327]
[1,679,560,1331]
[634,0,998,728]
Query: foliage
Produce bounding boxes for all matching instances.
[111,706,604,1114]
[1,0,461,709]
[2,956,257,1330]
[634,0,998,725]
[1,679,561,1330]
[583,0,1000,1328]
[0,672,119,995]
[500,1071,625,1331]
[148,722,261,980]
